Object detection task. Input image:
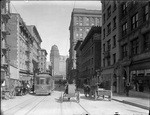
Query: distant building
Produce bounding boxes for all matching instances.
[69,8,102,82]
[59,55,68,79]
[50,45,60,75]
[39,49,47,73]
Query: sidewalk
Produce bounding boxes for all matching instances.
[78,88,150,110]
[112,93,150,110]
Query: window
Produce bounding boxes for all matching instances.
[131,38,139,55]
[143,4,149,22]
[122,2,127,16]
[107,39,111,51]
[107,57,111,66]
[103,14,105,24]
[113,16,116,29]
[80,33,83,37]
[79,17,83,26]
[122,44,127,58]
[131,13,138,30]
[103,29,105,39]
[91,18,95,26]
[113,53,116,64]
[122,22,127,36]
[113,1,117,11]
[107,23,111,35]
[76,17,79,25]
[103,58,105,67]
[86,17,90,26]
[97,18,100,26]
[107,6,111,19]
[103,44,105,52]
[79,28,83,31]
[113,35,116,47]
[143,33,150,51]
[76,33,79,37]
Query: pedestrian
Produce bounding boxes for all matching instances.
[125,83,131,96]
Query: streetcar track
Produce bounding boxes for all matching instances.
[60,92,90,115]
[24,96,48,115]
[3,96,37,112]
[4,96,43,115]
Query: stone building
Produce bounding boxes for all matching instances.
[118,1,150,94]
[6,13,33,88]
[69,8,102,82]
[1,0,10,90]
[75,26,101,87]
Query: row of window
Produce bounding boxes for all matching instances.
[122,32,150,58]
[103,1,117,24]
[103,53,116,67]
[103,16,117,38]
[103,35,116,52]
[75,17,101,26]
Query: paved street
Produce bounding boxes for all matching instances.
[1,90,149,115]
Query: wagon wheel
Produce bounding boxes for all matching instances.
[61,93,63,102]
[76,92,80,103]
[94,91,97,100]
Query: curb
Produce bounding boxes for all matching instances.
[112,98,150,110]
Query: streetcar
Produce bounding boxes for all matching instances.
[34,73,54,95]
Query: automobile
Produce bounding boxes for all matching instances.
[15,86,24,96]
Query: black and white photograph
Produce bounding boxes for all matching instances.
[1,0,150,115]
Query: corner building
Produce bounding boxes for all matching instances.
[69,8,102,81]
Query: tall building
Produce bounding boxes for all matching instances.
[69,8,102,81]
[101,1,120,92]
[39,49,47,73]
[1,0,10,90]
[50,45,60,75]
[118,1,150,94]
[6,13,33,88]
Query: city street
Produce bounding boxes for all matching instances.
[1,90,149,115]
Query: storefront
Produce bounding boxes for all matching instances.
[130,69,150,92]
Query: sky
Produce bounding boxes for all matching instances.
[10,1,102,61]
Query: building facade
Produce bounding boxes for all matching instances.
[76,26,101,87]
[50,45,60,76]
[69,8,102,82]
[101,1,120,92]
[39,49,47,73]
[59,55,68,80]
[1,0,11,90]
[118,1,150,93]
[6,13,33,88]
[27,25,42,76]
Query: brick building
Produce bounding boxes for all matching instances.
[101,0,120,91]
[69,8,102,82]
[75,26,101,87]
[118,1,150,93]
